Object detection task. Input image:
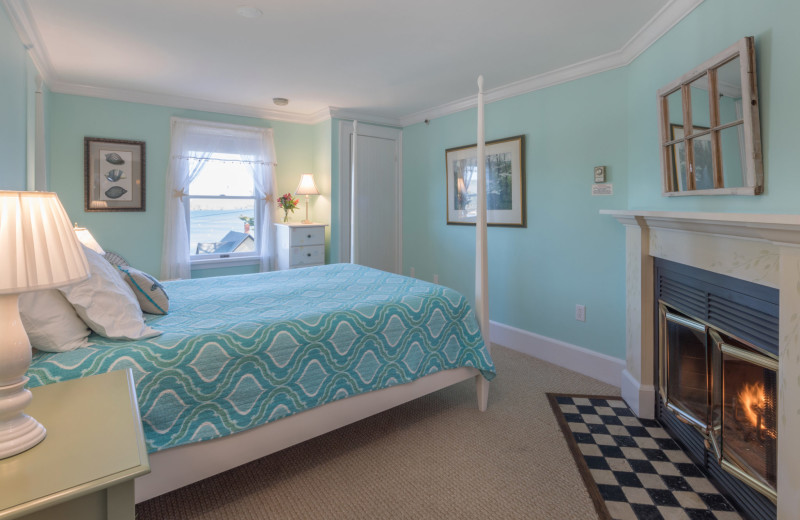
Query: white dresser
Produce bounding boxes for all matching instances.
[275,223,326,270]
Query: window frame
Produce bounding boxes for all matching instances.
[657,37,763,196]
[185,155,261,269]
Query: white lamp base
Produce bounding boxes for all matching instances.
[0,377,46,459]
[0,293,47,459]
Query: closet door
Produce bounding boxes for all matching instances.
[338,122,401,273]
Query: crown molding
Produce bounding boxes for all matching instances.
[48,79,335,124]
[328,108,402,128]
[399,0,704,127]
[3,0,55,82]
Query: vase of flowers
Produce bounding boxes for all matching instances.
[277,193,299,222]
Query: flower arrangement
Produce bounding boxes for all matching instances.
[277,193,299,222]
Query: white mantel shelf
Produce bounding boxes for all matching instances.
[600,210,800,245]
[603,209,800,519]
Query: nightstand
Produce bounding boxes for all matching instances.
[0,369,149,520]
[275,223,327,270]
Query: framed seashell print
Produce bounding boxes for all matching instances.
[84,137,146,211]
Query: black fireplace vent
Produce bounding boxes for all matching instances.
[655,258,779,356]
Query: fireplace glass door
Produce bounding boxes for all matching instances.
[661,307,708,431]
[719,339,778,500]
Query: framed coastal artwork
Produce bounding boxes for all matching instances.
[445,135,525,227]
[84,137,146,211]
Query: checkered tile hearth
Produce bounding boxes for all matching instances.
[547,394,742,520]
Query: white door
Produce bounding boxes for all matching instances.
[338,121,402,273]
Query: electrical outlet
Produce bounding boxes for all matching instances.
[409,267,415,278]
[575,304,586,322]
[433,274,439,284]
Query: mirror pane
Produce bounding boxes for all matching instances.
[721,124,745,188]
[668,142,688,191]
[690,75,711,130]
[717,56,743,126]
[692,134,714,190]
[666,89,683,132]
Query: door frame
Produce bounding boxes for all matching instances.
[337,120,402,271]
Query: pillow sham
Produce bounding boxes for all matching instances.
[118,265,169,315]
[59,246,161,340]
[19,289,93,352]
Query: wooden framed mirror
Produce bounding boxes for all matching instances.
[658,37,763,196]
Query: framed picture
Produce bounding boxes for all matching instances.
[670,124,712,191]
[445,135,525,227]
[84,137,146,211]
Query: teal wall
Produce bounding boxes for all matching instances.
[47,93,322,277]
[0,5,28,190]
[402,0,800,361]
[403,69,630,359]
[627,0,800,212]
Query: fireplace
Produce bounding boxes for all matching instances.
[603,209,800,519]
[656,258,778,519]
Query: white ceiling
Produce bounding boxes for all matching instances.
[8,0,699,125]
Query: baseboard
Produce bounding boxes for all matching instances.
[621,369,656,419]
[490,320,624,388]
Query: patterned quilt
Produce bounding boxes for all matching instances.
[27,264,495,453]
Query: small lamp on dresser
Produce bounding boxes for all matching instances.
[0,191,89,459]
[295,174,319,224]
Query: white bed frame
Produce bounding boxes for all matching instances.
[135,368,489,502]
[136,76,493,503]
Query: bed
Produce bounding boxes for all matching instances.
[27,263,495,502]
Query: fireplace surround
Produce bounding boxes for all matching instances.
[602,210,800,519]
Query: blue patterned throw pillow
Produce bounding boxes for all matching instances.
[118,265,169,315]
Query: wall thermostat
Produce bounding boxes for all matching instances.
[594,166,606,183]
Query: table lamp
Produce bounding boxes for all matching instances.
[0,191,89,459]
[73,225,105,255]
[294,174,319,224]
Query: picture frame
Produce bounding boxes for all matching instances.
[445,135,525,227]
[84,137,146,211]
[670,124,712,191]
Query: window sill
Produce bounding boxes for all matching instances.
[190,256,260,270]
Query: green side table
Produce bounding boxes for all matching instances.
[0,369,150,520]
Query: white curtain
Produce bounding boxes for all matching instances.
[161,118,277,280]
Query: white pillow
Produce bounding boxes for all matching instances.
[59,246,161,340]
[19,290,93,352]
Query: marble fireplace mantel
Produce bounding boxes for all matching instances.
[602,209,800,519]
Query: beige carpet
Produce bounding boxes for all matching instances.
[136,346,619,519]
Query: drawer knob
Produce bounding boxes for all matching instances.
[307,234,312,238]
[307,253,311,257]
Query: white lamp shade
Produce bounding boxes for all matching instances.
[0,191,90,294]
[295,174,319,196]
[73,227,106,255]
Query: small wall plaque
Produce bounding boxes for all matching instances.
[592,183,613,196]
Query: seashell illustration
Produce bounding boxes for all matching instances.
[105,169,126,182]
[105,152,125,165]
[104,186,128,199]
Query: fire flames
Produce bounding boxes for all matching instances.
[737,382,776,440]
[738,382,765,427]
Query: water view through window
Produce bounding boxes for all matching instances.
[188,154,257,256]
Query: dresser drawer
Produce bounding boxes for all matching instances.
[290,245,324,267]
[290,226,324,246]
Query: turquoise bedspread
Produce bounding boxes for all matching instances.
[27,264,495,453]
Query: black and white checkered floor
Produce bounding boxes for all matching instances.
[550,395,743,520]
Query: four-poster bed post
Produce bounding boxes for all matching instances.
[475,75,490,411]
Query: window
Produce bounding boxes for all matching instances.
[162,118,276,280]
[187,153,258,262]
